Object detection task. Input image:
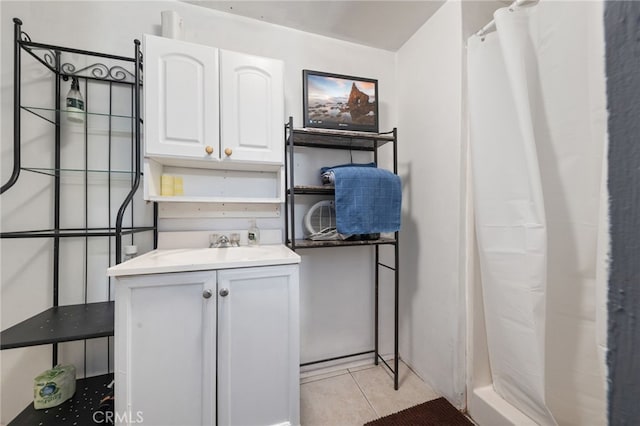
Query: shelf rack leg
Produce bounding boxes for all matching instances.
[393,128,399,390]
[52,50,62,368]
[394,235,399,390]
[376,242,399,390]
[284,119,290,247]
[115,39,142,264]
[287,117,296,249]
[1,18,23,194]
[386,129,401,389]
[375,245,379,366]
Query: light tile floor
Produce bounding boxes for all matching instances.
[300,360,440,426]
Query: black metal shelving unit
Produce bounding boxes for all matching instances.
[284,117,400,390]
[1,18,157,424]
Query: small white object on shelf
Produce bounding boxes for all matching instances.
[123,245,138,262]
[248,218,260,245]
[66,77,84,123]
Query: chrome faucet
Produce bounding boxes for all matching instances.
[209,233,240,248]
[210,234,230,248]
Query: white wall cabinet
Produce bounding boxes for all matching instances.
[143,35,285,203]
[114,265,299,426]
[144,34,220,159]
[219,49,284,164]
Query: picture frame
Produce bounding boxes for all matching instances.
[302,69,379,133]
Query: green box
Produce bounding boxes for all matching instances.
[33,364,76,409]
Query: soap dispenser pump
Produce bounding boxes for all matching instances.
[248,219,260,246]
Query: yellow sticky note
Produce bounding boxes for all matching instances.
[173,176,184,196]
[161,175,174,196]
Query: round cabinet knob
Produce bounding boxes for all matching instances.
[205,145,214,155]
[219,288,229,297]
[202,289,213,299]
[224,147,233,157]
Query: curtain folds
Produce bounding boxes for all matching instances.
[467,2,607,425]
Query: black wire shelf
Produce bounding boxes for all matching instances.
[21,167,139,178]
[289,127,394,151]
[22,105,136,122]
[287,237,397,249]
[1,302,114,350]
[1,227,156,239]
[288,185,335,195]
[8,373,114,426]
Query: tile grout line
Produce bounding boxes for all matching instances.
[300,369,350,385]
[349,369,381,419]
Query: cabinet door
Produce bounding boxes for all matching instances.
[217,265,300,426]
[144,34,220,159]
[219,50,284,164]
[115,271,216,426]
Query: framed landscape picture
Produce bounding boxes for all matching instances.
[302,69,379,133]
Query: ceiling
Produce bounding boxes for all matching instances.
[184,1,446,51]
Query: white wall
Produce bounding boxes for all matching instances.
[0,1,397,422]
[395,1,466,408]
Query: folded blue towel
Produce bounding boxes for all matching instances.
[324,165,402,235]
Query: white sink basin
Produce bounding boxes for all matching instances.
[107,245,300,277]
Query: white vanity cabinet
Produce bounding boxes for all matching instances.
[217,265,299,426]
[114,270,216,426]
[113,263,300,426]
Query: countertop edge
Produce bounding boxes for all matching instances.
[107,246,301,278]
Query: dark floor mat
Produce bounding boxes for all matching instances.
[364,397,474,426]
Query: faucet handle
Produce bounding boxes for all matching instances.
[209,233,219,248]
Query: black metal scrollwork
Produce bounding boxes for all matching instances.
[109,65,135,82]
[18,26,139,84]
[60,62,136,83]
[42,50,58,68]
[22,46,59,72]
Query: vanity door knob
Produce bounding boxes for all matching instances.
[202,289,213,299]
[224,148,232,157]
[205,145,214,155]
[219,288,229,297]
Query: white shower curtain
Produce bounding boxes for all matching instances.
[468,2,607,425]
